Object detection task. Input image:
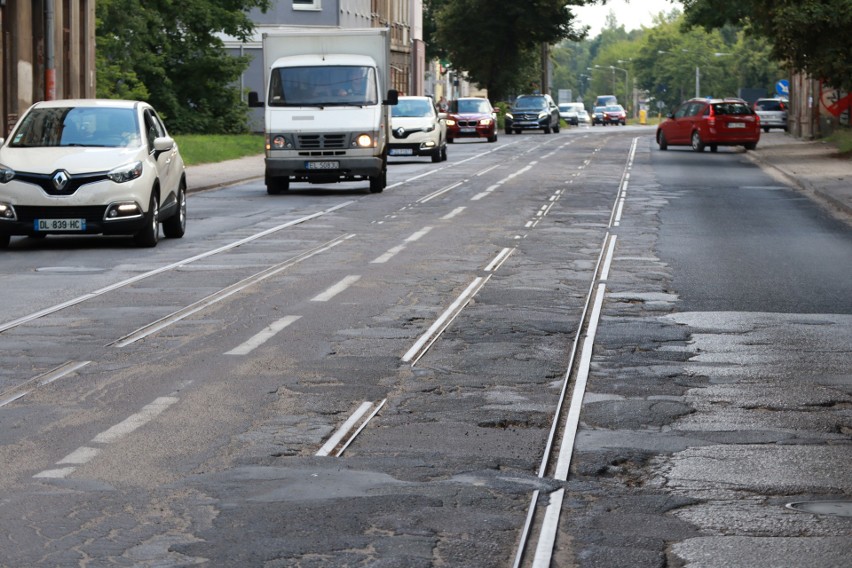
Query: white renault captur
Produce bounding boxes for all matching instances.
[0,99,187,249]
[388,96,447,163]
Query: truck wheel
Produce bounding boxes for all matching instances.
[266,177,289,195]
[369,170,386,193]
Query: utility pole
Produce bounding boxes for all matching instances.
[45,0,56,100]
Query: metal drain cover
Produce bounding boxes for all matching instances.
[786,500,852,517]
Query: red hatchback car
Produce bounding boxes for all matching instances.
[446,97,498,143]
[657,98,760,152]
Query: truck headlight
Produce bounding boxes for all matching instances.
[268,135,293,150]
[353,133,376,148]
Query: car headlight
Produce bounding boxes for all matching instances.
[353,133,377,148]
[506,113,514,120]
[0,202,16,220]
[108,161,143,183]
[445,119,456,126]
[538,111,549,119]
[0,164,15,183]
[480,118,493,126]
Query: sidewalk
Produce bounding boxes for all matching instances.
[184,153,264,193]
[182,134,852,220]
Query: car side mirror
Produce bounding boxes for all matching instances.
[384,90,399,106]
[248,91,264,108]
[153,136,175,153]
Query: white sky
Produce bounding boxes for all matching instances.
[572,0,682,38]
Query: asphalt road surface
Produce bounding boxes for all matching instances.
[1,126,849,567]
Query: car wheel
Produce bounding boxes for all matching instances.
[266,176,289,195]
[553,121,560,133]
[441,144,448,161]
[710,145,718,153]
[134,191,159,248]
[488,134,497,143]
[0,234,9,249]
[691,131,705,152]
[431,147,442,163]
[763,126,770,133]
[514,129,522,134]
[543,126,551,134]
[162,181,187,238]
[657,131,668,150]
[505,128,512,135]
[447,137,454,143]
[369,169,386,193]
[744,142,757,151]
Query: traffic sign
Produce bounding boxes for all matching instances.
[776,80,789,97]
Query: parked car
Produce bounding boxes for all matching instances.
[592,106,606,125]
[602,104,627,125]
[753,97,788,132]
[577,109,591,126]
[505,94,561,134]
[389,96,447,162]
[656,97,761,152]
[0,99,187,249]
[558,102,585,126]
[446,97,497,143]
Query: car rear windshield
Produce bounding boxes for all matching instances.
[10,107,140,148]
[755,100,785,111]
[711,102,752,116]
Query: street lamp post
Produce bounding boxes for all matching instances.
[610,64,629,115]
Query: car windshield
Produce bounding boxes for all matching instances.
[514,97,546,111]
[454,99,491,114]
[269,65,378,106]
[9,106,141,148]
[594,107,605,113]
[712,102,752,116]
[392,99,434,118]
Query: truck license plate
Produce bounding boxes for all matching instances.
[389,148,413,156]
[305,161,339,170]
[35,218,86,231]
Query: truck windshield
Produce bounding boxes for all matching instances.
[269,66,378,107]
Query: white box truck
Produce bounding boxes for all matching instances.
[261,28,398,194]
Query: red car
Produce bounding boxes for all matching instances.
[446,97,498,143]
[602,104,627,125]
[656,98,761,152]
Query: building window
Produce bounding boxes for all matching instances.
[293,0,321,10]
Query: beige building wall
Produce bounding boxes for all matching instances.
[0,0,96,136]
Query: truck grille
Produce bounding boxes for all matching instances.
[297,134,347,149]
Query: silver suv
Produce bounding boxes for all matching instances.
[753,98,788,132]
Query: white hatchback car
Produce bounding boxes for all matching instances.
[0,99,187,249]
[389,96,447,162]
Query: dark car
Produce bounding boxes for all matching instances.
[592,106,605,125]
[602,104,627,125]
[505,94,560,134]
[753,97,788,132]
[656,97,761,152]
[446,97,498,143]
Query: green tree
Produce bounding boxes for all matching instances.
[97,0,270,133]
[681,0,852,91]
[432,0,587,100]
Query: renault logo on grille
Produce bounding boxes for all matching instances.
[395,127,406,137]
[52,170,70,191]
